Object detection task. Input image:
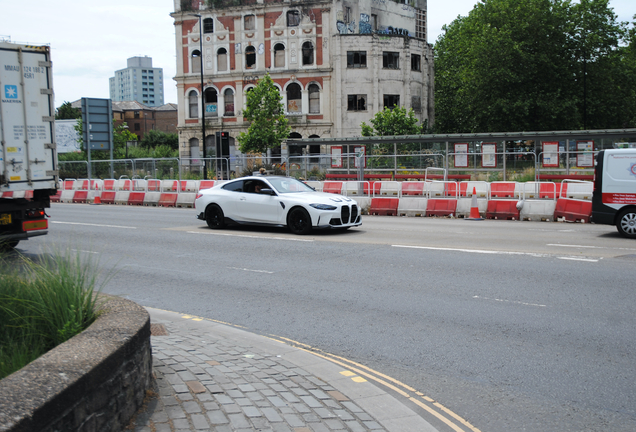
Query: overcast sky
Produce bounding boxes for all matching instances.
[3,0,633,108]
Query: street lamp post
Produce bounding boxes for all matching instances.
[193,13,207,180]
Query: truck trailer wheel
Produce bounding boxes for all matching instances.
[616,209,636,239]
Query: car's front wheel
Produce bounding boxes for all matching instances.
[287,207,312,235]
[616,208,636,239]
[206,204,225,229]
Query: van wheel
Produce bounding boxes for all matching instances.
[616,209,636,239]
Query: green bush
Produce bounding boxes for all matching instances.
[0,249,105,380]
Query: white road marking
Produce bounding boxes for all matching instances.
[548,243,636,252]
[473,295,547,308]
[187,231,314,242]
[51,221,136,229]
[557,257,600,262]
[392,244,599,262]
[227,267,274,274]
[71,249,99,254]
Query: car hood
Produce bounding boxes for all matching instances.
[280,192,355,205]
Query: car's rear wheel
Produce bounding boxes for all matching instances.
[287,207,312,235]
[206,204,225,229]
[616,208,636,239]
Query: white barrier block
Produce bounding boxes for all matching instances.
[352,197,371,214]
[427,182,445,197]
[176,193,196,208]
[520,199,557,221]
[114,191,130,205]
[344,181,368,196]
[11,191,26,199]
[398,198,428,217]
[161,180,178,192]
[133,179,147,191]
[564,182,593,200]
[456,198,488,218]
[380,181,400,197]
[183,181,198,192]
[515,182,542,199]
[462,181,489,198]
[306,181,322,192]
[60,190,75,203]
[143,192,161,206]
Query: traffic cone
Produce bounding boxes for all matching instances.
[93,195,101,205]
[466,187,483,220]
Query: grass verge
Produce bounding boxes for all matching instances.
[0,248,104,380]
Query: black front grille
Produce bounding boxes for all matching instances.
[341,205,350,224]
[351,204,358,223]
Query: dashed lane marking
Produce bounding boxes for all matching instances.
[473,295,547,308]
[187,231,314,242]
[393,244,599,262]
[51,221,136,229]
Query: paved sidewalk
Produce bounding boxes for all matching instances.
[129,307,437,432]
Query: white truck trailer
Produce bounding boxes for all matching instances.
[0,42,58,248]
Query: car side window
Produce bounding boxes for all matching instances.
[222,180,243,192]
[245,180,268,194]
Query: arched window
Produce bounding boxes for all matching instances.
[191,50,201,74]
[245,46,256,69]
[286,83,301,113]
[308,84,320,114]
[217,48,227,72]
[203,18,214,34]
[302,42,314,65]
[204,88,218,117]
[288,132,303,157]
[274,43,285,68]
[224,88,235,116]
[189,138,200,160]
[188,90,199,118]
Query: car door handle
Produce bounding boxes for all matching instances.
[240,197,246,201]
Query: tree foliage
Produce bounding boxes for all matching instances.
[237,73,291,154]
[140,130,178,150]
[434,0,635,133]
[55,101,81,120]
[361,106,429,153]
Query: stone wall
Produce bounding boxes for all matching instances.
[0,295,152,432]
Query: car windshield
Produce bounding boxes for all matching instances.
[267,177,315,194]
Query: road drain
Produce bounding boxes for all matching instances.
[150,323,169,336]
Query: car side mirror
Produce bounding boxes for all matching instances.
[260,188,275,195]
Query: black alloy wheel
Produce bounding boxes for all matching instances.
[287,207,312,235]
[206,204,225,229]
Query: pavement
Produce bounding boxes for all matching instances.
[129,307,438,432]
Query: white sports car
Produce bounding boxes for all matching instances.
[195,176,362,234]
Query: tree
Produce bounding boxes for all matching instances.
[237,73,290,154]
[434,0,633,133]
[361,106,425,154]
[55,101,81,120]
[140,130,178,150]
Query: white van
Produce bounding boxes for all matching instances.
[592,149,636,238]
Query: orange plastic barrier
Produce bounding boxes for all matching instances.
[2,191,13,198]
[128,192,145,206]
[443,182,465,197]
[425,199,458,217]
[158,193,178,207]
[490,182,516,198]
[199,180,215,191]
[100,191,116,204]
[103,180,115,191]
[72,191,88,203]
[147,180,161,191]
[554,198,592,223]
[50,190,62,202]
[486,200,520,220]
[370,198,399,216]
[323,181,343,194]
[401,182,425,196]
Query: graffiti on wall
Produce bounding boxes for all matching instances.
[337,20,356,34]
[359,14,372,34]
[378,26,411,36]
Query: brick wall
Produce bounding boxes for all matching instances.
[0,295,152,432]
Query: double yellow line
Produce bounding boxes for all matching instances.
[274,335,482,432]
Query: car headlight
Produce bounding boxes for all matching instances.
[310,203,337,210]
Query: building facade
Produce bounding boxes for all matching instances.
[109,57,165,107]
[171,0,434,166]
